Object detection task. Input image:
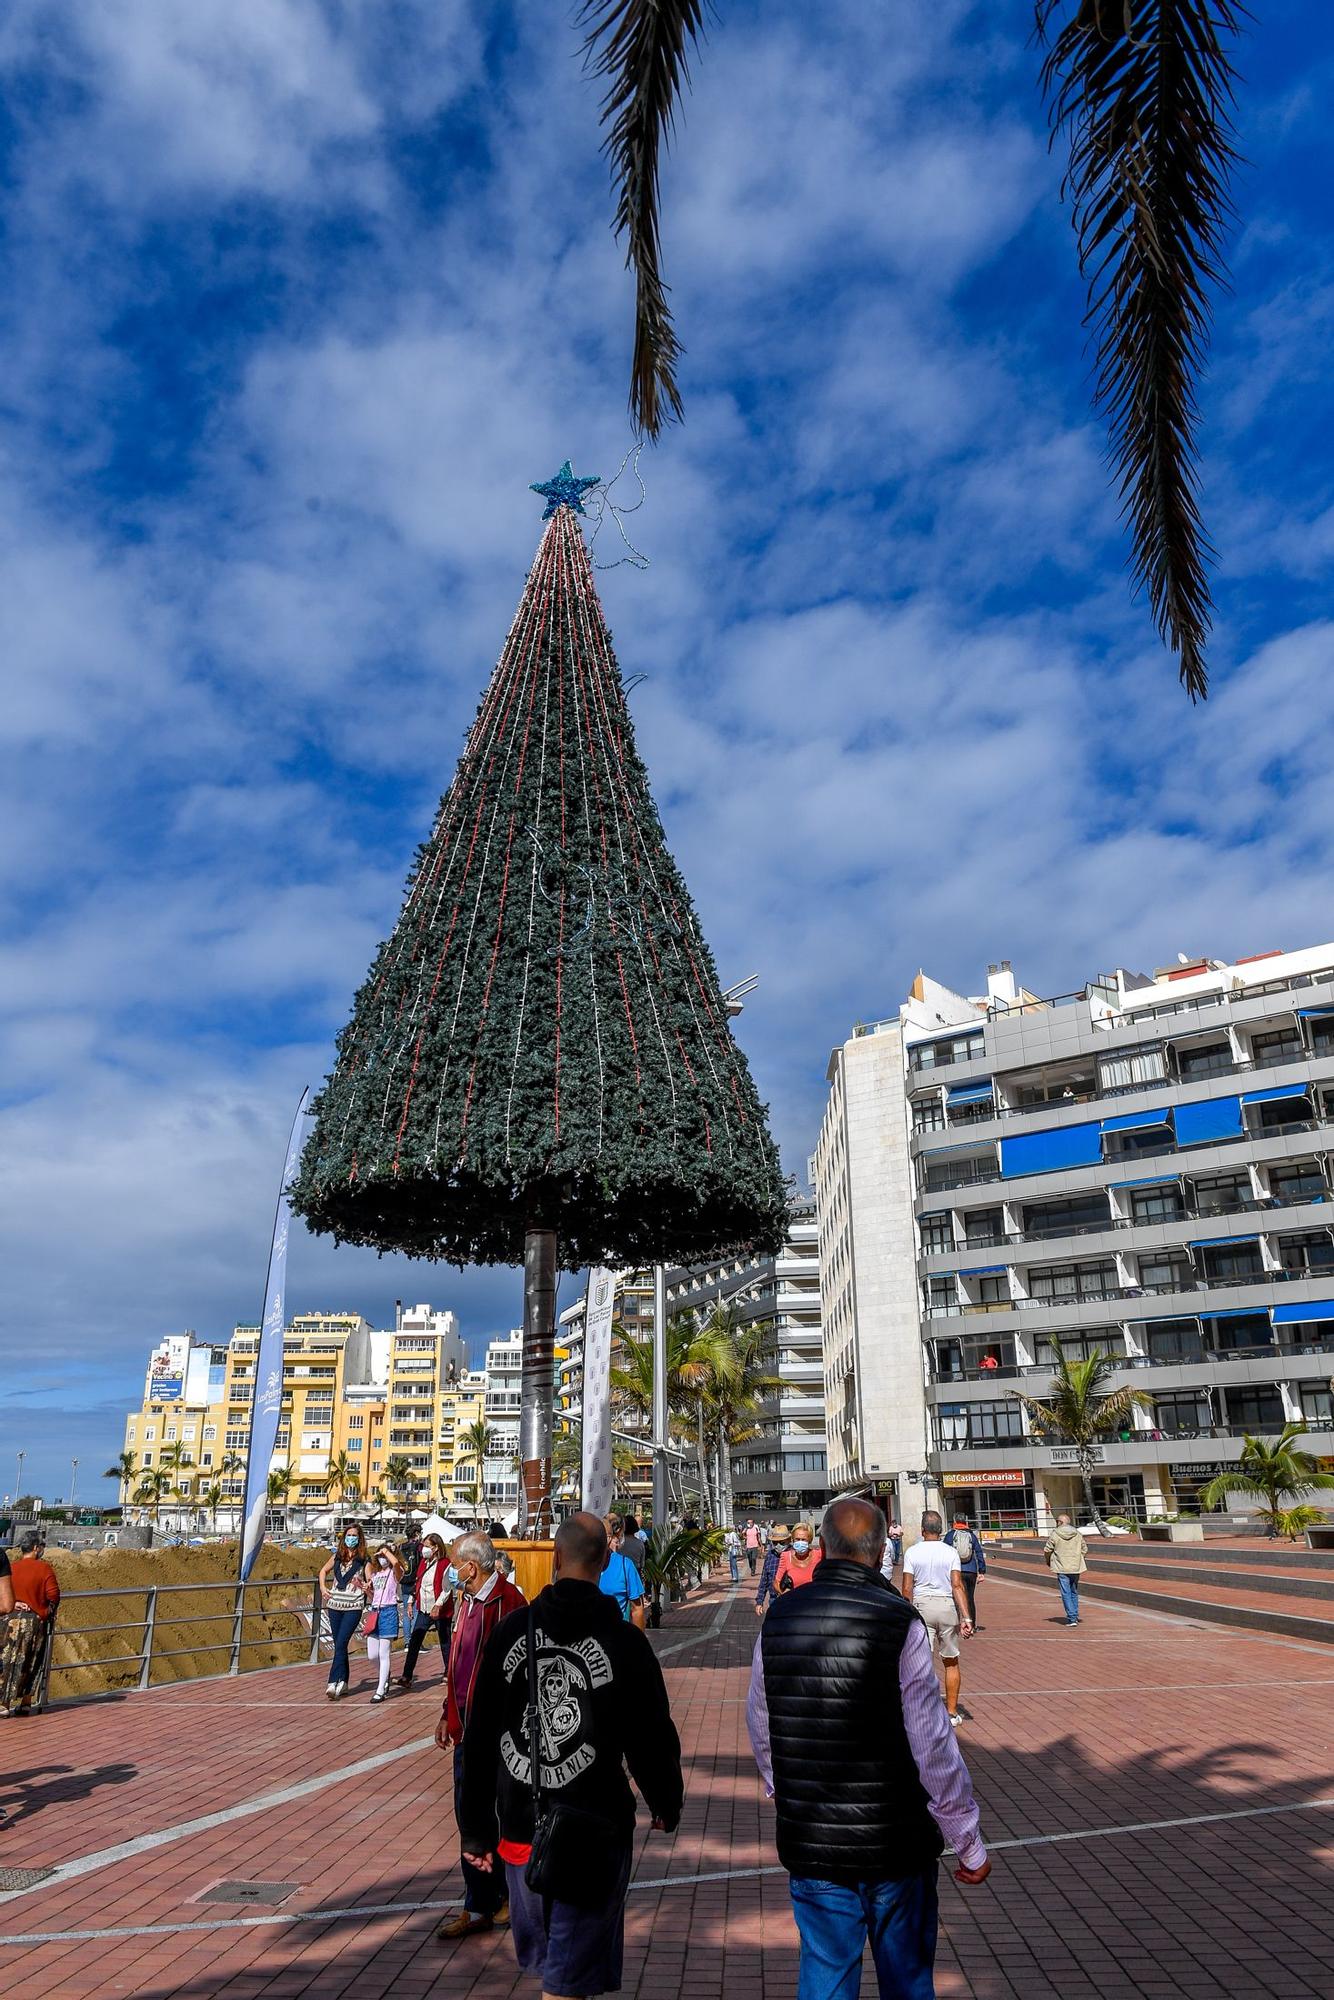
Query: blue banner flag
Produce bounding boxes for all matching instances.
[240,1088,310,1581]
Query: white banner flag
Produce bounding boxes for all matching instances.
[581,1266,616,1518]
[240,1088,309,1582]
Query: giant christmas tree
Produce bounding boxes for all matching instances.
[292,461,788,1525]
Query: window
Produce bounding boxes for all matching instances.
[1192,1173,1251,1215]
[1225,1386,1284,1430]
[1098,1045,1167,1093]
[913,1099,946,1134]
[1023,1195,1112,1239]
[1174,1039,1234,1081]
[1139,1253,1190,1291]
[201,1451,213,1467]
[224,1428,248,1449]
[1196,1242,1264,1282]
[923,1277,957,1318]
[1300,1385,1334,1426]
[165,1425,178,1442]
[909,1032,984,1073]
[1130,1186,1184,1225]
[143,1426,156,1442]
[202,1425,217,1442]
[1153,1392,1212,1433]
[1251,1027,1303,1067]
[1277,1234,1334,1276]
[1145,1319,1205,1364]
[182,1426,196,1441]
[919,1213,953,1255]
[964,1400,1025,1445]
[975,1274,1009,1305]
[1208,1313,1271,1354]
[1035,1332,1115,1365]
[348,1414,365,1429]
[963,1208,1005,1247]
[141,1450,154,1466]
[1270,1163,1326,1204]
[347,1438,363,1452]
[1029,1262,1117,1301]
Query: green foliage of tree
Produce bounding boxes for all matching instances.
[1199,1424,1334,1537]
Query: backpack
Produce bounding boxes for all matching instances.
[952,1529,974,1566]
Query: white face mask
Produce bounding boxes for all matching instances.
[377,1553,391,1567]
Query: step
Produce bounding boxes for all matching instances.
[985,1559,1334,1646]
[989,1548,1334,1604]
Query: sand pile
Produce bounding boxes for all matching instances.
[46,1541,330,1696]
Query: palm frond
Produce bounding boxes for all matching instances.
[580,0,708,436]
[1035,0,1246,699]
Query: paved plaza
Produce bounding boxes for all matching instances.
[2,1567,1333,2000]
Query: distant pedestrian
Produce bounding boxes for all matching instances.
[901,1512,974,1728]
[879,1517,903,1583]
[399,1530,423,1628]
[601,1519,648,1628]
[724,1526,741,1583]
[613,1517,644,1576]
[435,1532,526,1940]
[0,1531,60,1716]
[365,1543,405,1703]
[744,1520,761,1574]
[755,1524,790,1616]
[495,1551,524,1594]
[1044,1514,1089,1626]
[319,1521,370,1700]
[774,1524,822,1594]
[748,1499,990,2000]
[944,1516,987,1627]
[399,1531,454,1690]
[458,1513,683,1998]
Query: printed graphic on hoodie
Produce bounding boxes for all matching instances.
[499,1629,614,1791]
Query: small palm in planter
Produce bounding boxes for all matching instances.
[641,1527,722,1627]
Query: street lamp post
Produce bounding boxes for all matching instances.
[70,1458,79,1511]
[15,1448,25,1507]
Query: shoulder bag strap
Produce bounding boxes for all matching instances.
[525,1602,542,1821]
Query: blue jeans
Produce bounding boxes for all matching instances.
[728,1551,739,1581]
[790,1869,938,2000]
[327,1608,361,1687]
[1057,1572,1081,1622]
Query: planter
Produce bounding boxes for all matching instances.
[1306,1525,1334,1551]
[1140,1521,1205,1543]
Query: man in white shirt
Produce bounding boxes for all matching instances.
[901,1511,974,1728]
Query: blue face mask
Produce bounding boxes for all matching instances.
[447,1566,460,1587]
[792,1539,811,1555]
[345,1533,360,1547]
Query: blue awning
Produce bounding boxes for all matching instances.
[1188,1235,1259,1250]
[1299,1006,1334,1020]
[1241,1084,1310,1106]
[963,1265,1006,1276]
[947,1081,995,1105]
[1273,1300,1334,1325]
[1000,1122,1101,1178]
[1117,1175,1181,1189]
[1200,1308,1271,1321]
[1174,1096,1243,1147]
[1101,1109,1174,1134]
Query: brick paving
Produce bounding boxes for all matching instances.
[2,1570,1334,1998]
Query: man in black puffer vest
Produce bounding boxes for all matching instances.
[747,1499,990,2000]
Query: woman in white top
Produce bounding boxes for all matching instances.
[364,1543,405,1702]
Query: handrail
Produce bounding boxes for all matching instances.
[37,1575,325,1711]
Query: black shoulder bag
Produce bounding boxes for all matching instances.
[522,1603,625,1908]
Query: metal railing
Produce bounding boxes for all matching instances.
[34,1575,325,1712]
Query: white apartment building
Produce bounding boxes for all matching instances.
[816,946,1334,1533]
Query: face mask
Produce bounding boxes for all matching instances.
[377,1553,391,1567]
[792,1539,811,1555]
[345,1534,360,1547]
[446,1565,460,1587]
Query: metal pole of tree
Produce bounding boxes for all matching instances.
[16,1447,26,1504]
[70,1459,79,1510]
[652,1263,668,1534]
[518,1225,558,1536]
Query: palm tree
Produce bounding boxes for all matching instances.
[1199,1423,1334,1538]
[578,1,1244,697]
[134,1466,172,1525]
[382,1453,415,1529]
[323,1451,356,1510]
[266,1463,295,1533]
[456,1424,498,1512]
[103,1450,138,1507]
[1013,1350,1153,1532]
[612,1312,726,1516]
[202,1481,224,1533]
[694,1301,782,1525]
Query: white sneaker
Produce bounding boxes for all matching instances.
[948,1713,962,1728]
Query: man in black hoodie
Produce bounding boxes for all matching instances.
[459,1512,683,1999]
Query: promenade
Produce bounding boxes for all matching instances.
[2,1565,1333,2000]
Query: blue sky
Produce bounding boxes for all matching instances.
[3,1,1334,1501]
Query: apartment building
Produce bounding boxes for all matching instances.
[817,945,1334,1532]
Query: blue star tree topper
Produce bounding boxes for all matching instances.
[530,458,600,518]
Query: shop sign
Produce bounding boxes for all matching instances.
[1169,1462,1227,1479]
[1047,1445,1105,1466]
[942,1470,1026,1488]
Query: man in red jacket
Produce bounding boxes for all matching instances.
[435,1531,526,1941]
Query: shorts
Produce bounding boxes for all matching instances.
[505,1842,633,1996]
[916,1596,960,1661]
